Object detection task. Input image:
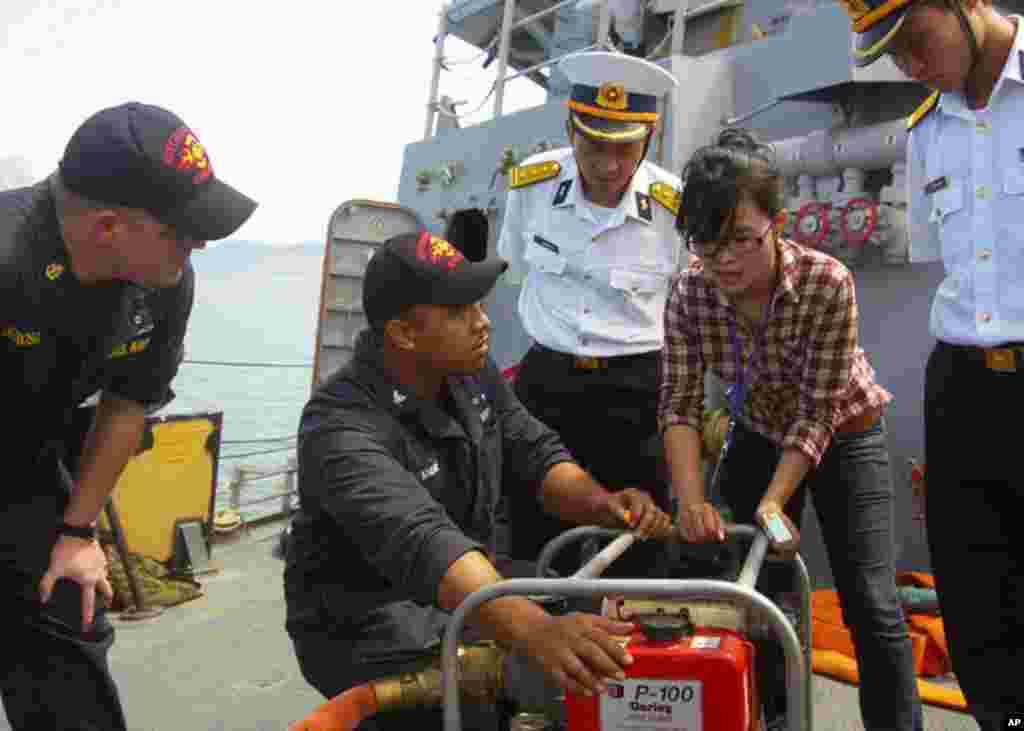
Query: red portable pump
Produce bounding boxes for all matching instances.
[565,611,760,731]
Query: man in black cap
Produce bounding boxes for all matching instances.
[284,231,671,730]
[0,102,256,730]
[843,0,1024,726]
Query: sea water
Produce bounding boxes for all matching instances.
[158,241,323,518]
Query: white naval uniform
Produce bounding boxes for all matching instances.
[907,16,1024,346]
[497,147,686,357]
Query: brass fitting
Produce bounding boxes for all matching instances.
[370,643,506,713]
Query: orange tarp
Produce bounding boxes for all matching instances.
[809,573,967,712]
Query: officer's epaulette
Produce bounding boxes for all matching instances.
[906,91,939,131]
[650,181,681,216]
[509,160,561,189]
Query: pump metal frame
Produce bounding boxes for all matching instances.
[442,524,813,730]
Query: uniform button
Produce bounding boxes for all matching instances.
[584,274,592,281]
[976,119,991,133]
[979,312,992,323]
[977,184,991,200]
[979,248,993,260]
[583,308,591,314]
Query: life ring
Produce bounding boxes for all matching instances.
[794,201,830,247]
[840,197,878,247]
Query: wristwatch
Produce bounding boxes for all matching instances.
[57,522,97,540]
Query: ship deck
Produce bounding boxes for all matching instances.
[0,520,976,730]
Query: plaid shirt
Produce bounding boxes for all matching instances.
[658,239,891,466]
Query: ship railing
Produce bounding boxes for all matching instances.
[223,457,299,528]
[424,0,736,139]
[425,0,615,136]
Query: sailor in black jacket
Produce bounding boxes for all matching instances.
[0,102,255,731]
[284,231,672,730]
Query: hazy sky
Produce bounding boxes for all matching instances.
[1,0,547,244]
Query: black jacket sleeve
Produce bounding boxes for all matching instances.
[106,264,194,410]
[301,408,484,607]
[485,360,573,498]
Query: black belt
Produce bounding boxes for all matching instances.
[531,343,659,370]
[941,340,1024,373]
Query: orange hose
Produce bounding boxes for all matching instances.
[289,684,378,731]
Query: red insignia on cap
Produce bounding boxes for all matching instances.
[415,231,465,271]
[162,127,214,184]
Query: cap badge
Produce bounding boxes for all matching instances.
[837,0,869,21]
[45,262,64,281]
[596,82,628,111]
[163,127,213,184]
[416,232,465,270]
[393,389,407,405]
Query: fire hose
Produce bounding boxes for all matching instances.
[289,685,376,731]
[288,643,506,730]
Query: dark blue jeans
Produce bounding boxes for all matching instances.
[718,418,922,731]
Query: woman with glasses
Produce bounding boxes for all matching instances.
[656,128,922,731]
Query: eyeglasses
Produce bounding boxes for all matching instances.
[686,223,773,260]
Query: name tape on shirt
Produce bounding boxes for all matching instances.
[108,337,151,359]
[1,325,41,347]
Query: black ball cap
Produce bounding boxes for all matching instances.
[59,102,257,241]
[363,230,508,328]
